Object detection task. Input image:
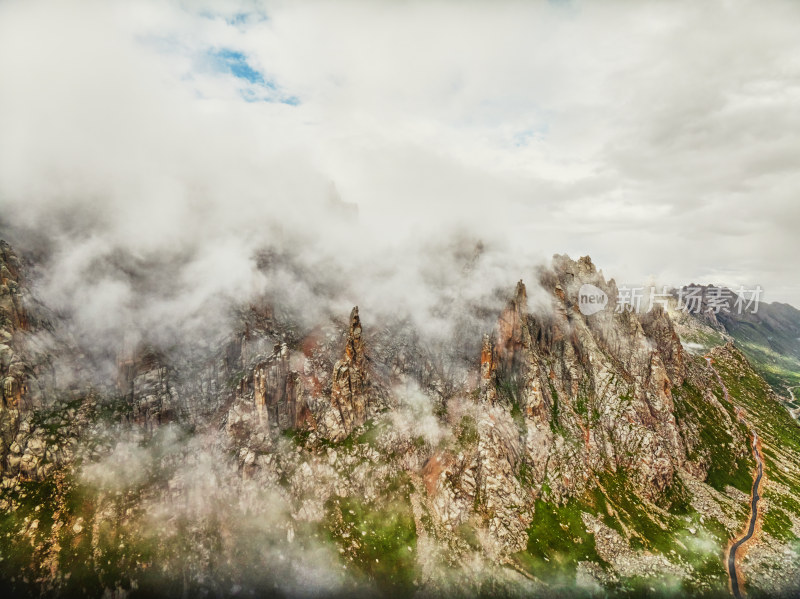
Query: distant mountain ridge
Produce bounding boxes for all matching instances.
[670,284,800,395]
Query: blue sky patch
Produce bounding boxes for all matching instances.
[136,33,298,106]
[198,10,269,27]
[208,48,298,105]
[210,49,267,86]
[226,12,267,26]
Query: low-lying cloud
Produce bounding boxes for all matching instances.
[1,0,799,363]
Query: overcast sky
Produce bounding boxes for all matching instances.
[1,0,799,323]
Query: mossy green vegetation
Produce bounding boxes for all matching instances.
[0,474,147,597]
[713,348,800,490]
[455,414,479,450]
[514,499,605,583]
[672,380,754,494]
[512,473,730,596]
[734,339,800,394]
[600,473,731,595]
[282,417,381,452]
[496,371,528,437]
[711,348,800,552]
[322,472,417,595]
[678,327,729,355]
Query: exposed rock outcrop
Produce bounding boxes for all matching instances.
[234,341,314,432]
[1,242,33,475]
[3,238,799,597]
[315,307,373,441]
[1,241,30,413]
[117,348,178,430]
[425,259,701,556]
[225,305,379,445]
[463,257,691,506]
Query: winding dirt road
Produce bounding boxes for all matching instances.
[727,431,763,599]
[788,386,800,421]
[706,357,764,599]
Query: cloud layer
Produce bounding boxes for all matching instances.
[1,0,799,353]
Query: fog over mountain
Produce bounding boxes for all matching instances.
[2,0,800,354]
[2,3,800,598]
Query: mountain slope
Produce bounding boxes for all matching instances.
[671,285,800,398]
[0,241,798,598]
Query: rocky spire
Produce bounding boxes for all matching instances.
[329,306,369,439]
[478,281,533,404]
[479,333,497,403]
[495,280,530,367]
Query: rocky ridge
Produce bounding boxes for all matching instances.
[1,240,799,598]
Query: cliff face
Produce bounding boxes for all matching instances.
[0,242,87,484]
[0,241,50,477]
[121,254,709,554]
[534,256,686,501]
[116,348,178,429]
[0,242,25,474]
[1,241,31,412]
[469,256,688,504]
[229,340,314,435]
[225,305,381,446]
[422,256,696,554]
